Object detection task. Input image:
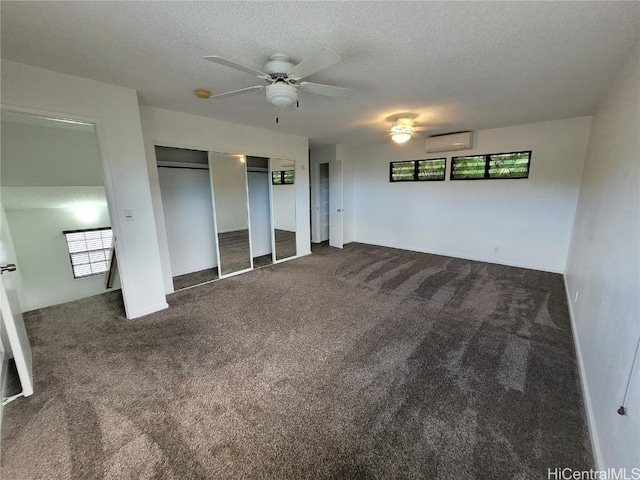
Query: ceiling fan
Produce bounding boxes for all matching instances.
[387,115,429,143]
[197,47,354,108]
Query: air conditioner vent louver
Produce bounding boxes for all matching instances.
[425,131,473,153]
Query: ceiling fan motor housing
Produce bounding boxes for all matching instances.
[266,83,298,108]
[263,54,295,76]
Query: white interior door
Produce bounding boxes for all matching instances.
[329,161,344,249]
[248,171,272,258]
[0,206,33,398]
[320,163,330,242]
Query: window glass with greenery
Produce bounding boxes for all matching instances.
[451,151,531,180]
[272,170,294,185]
[488,152,530,178]
[283,170,295,184]
[417,159,446,180]
[390,161,415,181]
[390,159,445,182]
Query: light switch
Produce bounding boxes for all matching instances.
[124,209,134,221]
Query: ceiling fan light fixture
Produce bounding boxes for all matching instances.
[390,121,414,143]
[391,132,412,143]
[265,83,298,108]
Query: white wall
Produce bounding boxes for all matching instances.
[157,167,217,277]
[347,116,592,272]
[5,207,120,311]
[1,61,168,319]
[565,42,639,470]
[140,106,309,294]
[1,121,104,187]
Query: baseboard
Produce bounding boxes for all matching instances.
[563,275,603,470]
[351,239,564,274]
[128,302,169,320]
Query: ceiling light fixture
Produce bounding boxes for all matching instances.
[265,83,298,108]
[390,119,415,144]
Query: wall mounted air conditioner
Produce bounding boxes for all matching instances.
[425,131,474,153]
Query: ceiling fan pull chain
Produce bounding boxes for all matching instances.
[276,116,279,124]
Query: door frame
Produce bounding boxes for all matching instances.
[0,104,128,315]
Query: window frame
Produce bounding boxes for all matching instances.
[389,158,446,182]
[450,150,532,181]
[63,227,113,279]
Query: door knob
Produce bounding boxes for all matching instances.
[0,264,17,274]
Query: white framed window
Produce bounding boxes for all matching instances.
[63,227,113,279]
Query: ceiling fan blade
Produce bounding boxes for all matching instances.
[413,126,429,132]
[288,47,341,80]
[299,82,354,99]
[210,85,264,99]
[203,56,268,77]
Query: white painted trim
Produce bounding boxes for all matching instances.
[0,103,134,318]
[243,161,255,272]
[563,275,602,470]
[127,302,168,320]
[0,350,7,453]
[207,152,223,284]
[269,160,277,264]
[157,161,208,170]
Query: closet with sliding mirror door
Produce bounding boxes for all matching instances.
[208,152,253,277]
[156,146,219,290]
[156,148,298,290]
[270,158,297,261]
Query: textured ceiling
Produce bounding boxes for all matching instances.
[1,1,638,146]
[1,186,107,210]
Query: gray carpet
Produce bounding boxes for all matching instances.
[173,268,219,291]
[1,242,592,479]
[173,256,274,291]
[275,229,296,261]
[218,229,252,275]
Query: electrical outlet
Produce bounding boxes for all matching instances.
[574,290,579,302]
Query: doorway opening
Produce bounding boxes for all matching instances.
[0,110,122,314]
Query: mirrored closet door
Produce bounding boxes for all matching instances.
[209,153,253,277]
[157,148,299,291]
[270,158,297,261]
[246,156,274,268]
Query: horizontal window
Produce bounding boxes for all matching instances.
[417,159,446,181]
[272,170,294,185]
[451,151,531,180]
[63,227,113,279]
[390,158,446,182]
